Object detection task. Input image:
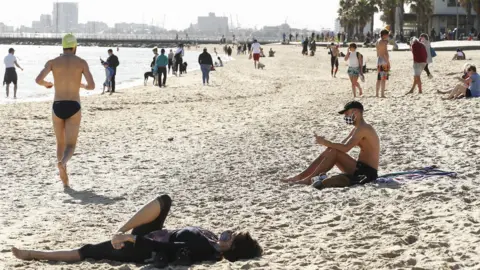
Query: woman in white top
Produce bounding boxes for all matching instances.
[344,43,364,97]
[420,33,433,78]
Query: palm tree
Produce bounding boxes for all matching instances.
[409,0,434,34]
[379,0,399,34]
[338,0,356,37]
[459,0,472,31]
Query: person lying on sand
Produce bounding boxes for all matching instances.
[12,194,262,267]
[441,65,480,100]
[35,34,95,187]
[282,101,380,189]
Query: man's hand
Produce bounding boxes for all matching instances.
[314,134,327,146]
[44,81,53,89]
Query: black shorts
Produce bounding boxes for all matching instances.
[347,161,378,185]
[466,88,472,98]
[331,57,339,68]
[3,67,17,85]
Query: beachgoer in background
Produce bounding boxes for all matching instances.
[328,43,339,78]
[100,49,119,93]
[12,194,262,266]
[344,43,363,97]
[101,62,114,95]
[420,33,434,79]
[227,46,232,57]
[406,37,427,95]
[3,48,23,98]
[376,29,390,98]
[268,48,275,57]
[174,44,184,77]
[34,34,95,187]
[251,39,261,69]
[247,41,252,54]
[282,101,380,188]
[198,48,214,85]
[213,48,218,56]
[302,37,309,55]
[243,43,247,54]
[167,49,174,74]
[155,49,168,88]
[217,57,223,67]
[452,49,466,60]
[442,65,480,99]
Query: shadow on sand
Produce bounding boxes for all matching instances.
[63,187,125,205]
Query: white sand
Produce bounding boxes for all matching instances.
[1,44,479,269]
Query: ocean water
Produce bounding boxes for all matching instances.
[0,45,205,104]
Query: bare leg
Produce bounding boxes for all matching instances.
[418,76,423,93]
[376,81,380,97]
[5,84,9,98]
[354,77,363,96]
[117,197,162,233]
[380,80,386,98]
[12,247,81,262]
[443,84,466,100]
[52,113,67,186]
[295,149,357,185]
[406,77,417,95]
[13,84,17,99]
[349,76,356,97]
[282,149,334,182]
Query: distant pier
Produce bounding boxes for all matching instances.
[0,33,278,47]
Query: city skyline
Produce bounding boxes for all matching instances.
[0,0,383,31]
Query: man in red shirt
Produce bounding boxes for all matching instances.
[406,37,427,94]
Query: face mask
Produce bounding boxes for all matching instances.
[344,113,355,125]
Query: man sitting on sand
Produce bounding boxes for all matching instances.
[35,34,95,187]
[282,101,380,189]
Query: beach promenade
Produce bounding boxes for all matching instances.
[1,44,479,269]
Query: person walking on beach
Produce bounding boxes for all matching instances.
[173,44,184,77]
[406,37,427,95]
[328,43,339,78]
[100,49,119,93]
[167,49,174,74]
[282,101,380,188]
[3,48,23,99]
[251,39,261,69]
[155,49,168,88]
[376,29,390,98]
[420,33,434,79]
[344,43,364,97]
[198,48,213,85]
[35,34,95,187]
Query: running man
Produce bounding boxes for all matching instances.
[328,43,339,77]
[282,101,380,189]
[35,34,95,187]
[376,29,390,98]
[3,48,23,98]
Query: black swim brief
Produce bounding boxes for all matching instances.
[347,161,378,185]
[3,67,17,85]
[330,56,339,68]
[52,100,81,120]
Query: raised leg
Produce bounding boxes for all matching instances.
[294,149,357,185]
[5,84,9,98]
[119,195,171,236]
[12,247,81,262]
[13,84,17,99]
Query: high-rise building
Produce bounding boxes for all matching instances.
[197,13,228,34]
[53,2,79,32]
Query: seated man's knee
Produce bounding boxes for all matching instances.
[157,194,172,208]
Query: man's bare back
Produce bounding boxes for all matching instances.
[331,46,339,57]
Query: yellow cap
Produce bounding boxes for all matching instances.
[62,33,77,49]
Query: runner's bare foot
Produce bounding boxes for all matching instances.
[57,161,69,187]
[405,90,414,95]
[12,247,32,260]
[380,95,387,98]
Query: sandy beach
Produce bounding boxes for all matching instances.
[1,44,480,269]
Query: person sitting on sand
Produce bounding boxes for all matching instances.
[437,63,472,96]
[268,48,275,57]
[35,34,95,187]
[282,101,380,189]
[12,194,262,267]
[452,49,466,60]
[441,65,480,100]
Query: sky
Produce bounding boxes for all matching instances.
[0,0,384,31]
